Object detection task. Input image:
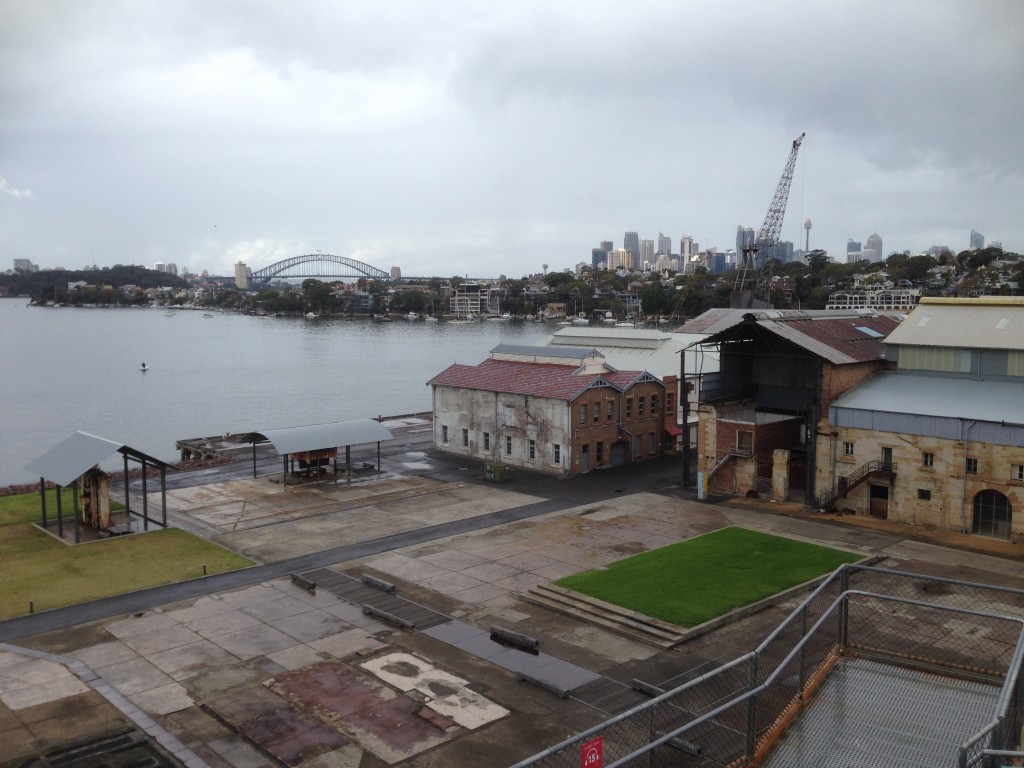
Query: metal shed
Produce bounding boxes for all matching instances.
[23,431,174,543]
[240,419,394,485]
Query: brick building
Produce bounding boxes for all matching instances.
[824,297,1024,540]
[685,310,902,503]
[427,344,665,476]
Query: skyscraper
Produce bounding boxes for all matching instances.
[657,232,672,255]
[623,232,640,264]
[591,247,608,269]
[679,236,694,260]
[639,239,654,268]
[600,240,613,253]
[970,230,985,250]
[865,233,883,262]
[847,240,863,263]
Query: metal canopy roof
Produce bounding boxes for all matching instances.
[249,419,393,455]
[23,431,171,488]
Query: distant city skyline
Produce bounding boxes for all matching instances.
[2,2,1020,278]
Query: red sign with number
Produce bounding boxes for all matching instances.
[581,737,603,768]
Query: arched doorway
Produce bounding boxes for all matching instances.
[972,490,1012,539]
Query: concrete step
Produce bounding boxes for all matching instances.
[521,583,686,649]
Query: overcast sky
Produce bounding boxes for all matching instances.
[2,1,1022,279]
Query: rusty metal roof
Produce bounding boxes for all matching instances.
[427,358,660,400]
[691,312,901,365]
[676,307,897,336]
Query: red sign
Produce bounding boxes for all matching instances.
[581,737,603,768]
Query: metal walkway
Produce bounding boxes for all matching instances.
[299,567,649,716]
[762,657,1000,768]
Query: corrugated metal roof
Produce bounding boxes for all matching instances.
[761,315,901,364]
[490,343,603,361]
[427,358,659,400]
[886,298,1024,350]
[253,420,394,455]
[24,431,171,487]
[830,371,1024,424]
[693,313,900,364]
[675,307,885,336]
[546,328,719,378]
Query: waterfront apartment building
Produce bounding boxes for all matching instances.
[428,345,665,477]
[234,261,252,290]
[448,282,498,316]
[825,288,919,312]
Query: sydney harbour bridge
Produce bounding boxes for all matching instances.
[248,253,392,286]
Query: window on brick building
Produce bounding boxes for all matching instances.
[553,444,561,465]
[918,489,932,501]
[593,403,600,423]
[843,441,855,457]
[441,425,448,444]
[596,442,604,463]
[922,452,934,468]
[738,431,753,453]
[966,457,978,474]
[607,400,614,420]
[625,398,633,418]
[648,432,655,453]
[638,396,646,417]
[667,391,674,411]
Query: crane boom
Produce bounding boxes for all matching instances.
[732,132,805,309]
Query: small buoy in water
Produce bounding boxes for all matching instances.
[140,363,148,372]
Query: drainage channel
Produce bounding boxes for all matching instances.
[298,567,649,716]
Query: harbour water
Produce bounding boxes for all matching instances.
[0,300,550,488]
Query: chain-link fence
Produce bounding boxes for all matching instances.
[510,564,1024,768]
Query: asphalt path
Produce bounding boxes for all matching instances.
[0,449,687,642]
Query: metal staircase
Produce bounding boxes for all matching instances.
[816,459,896,510]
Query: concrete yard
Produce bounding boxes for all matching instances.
[4,421,1024,767]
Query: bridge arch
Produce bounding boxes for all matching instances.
[250,254,390,284]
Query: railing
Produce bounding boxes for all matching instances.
[816,459,896,510]
[509,565,1024,768]
[707,445,753,481]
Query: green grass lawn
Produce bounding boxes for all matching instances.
[0,491,252,619]
[0,487,125,526]
[554,526,862,628]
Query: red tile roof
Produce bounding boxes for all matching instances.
[427,359,657,400]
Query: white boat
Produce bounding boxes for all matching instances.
[202,313,214,318]
[571,315,589,326]
[489,312,512,320]
[164,311,176,317]
[601,311,616,325]
[424,315,439,323]
[305,312,318,319]
[406,311,419,320]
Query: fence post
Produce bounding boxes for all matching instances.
[798,605,807,693]
[745,652,759,759]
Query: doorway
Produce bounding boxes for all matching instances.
[869,484,889,519]
[581,444,589,473]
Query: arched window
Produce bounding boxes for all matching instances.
[972,490,1012,539]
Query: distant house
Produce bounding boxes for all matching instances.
[427,344,665,476]
[824,297,1024,538]
[685,309,901,503]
